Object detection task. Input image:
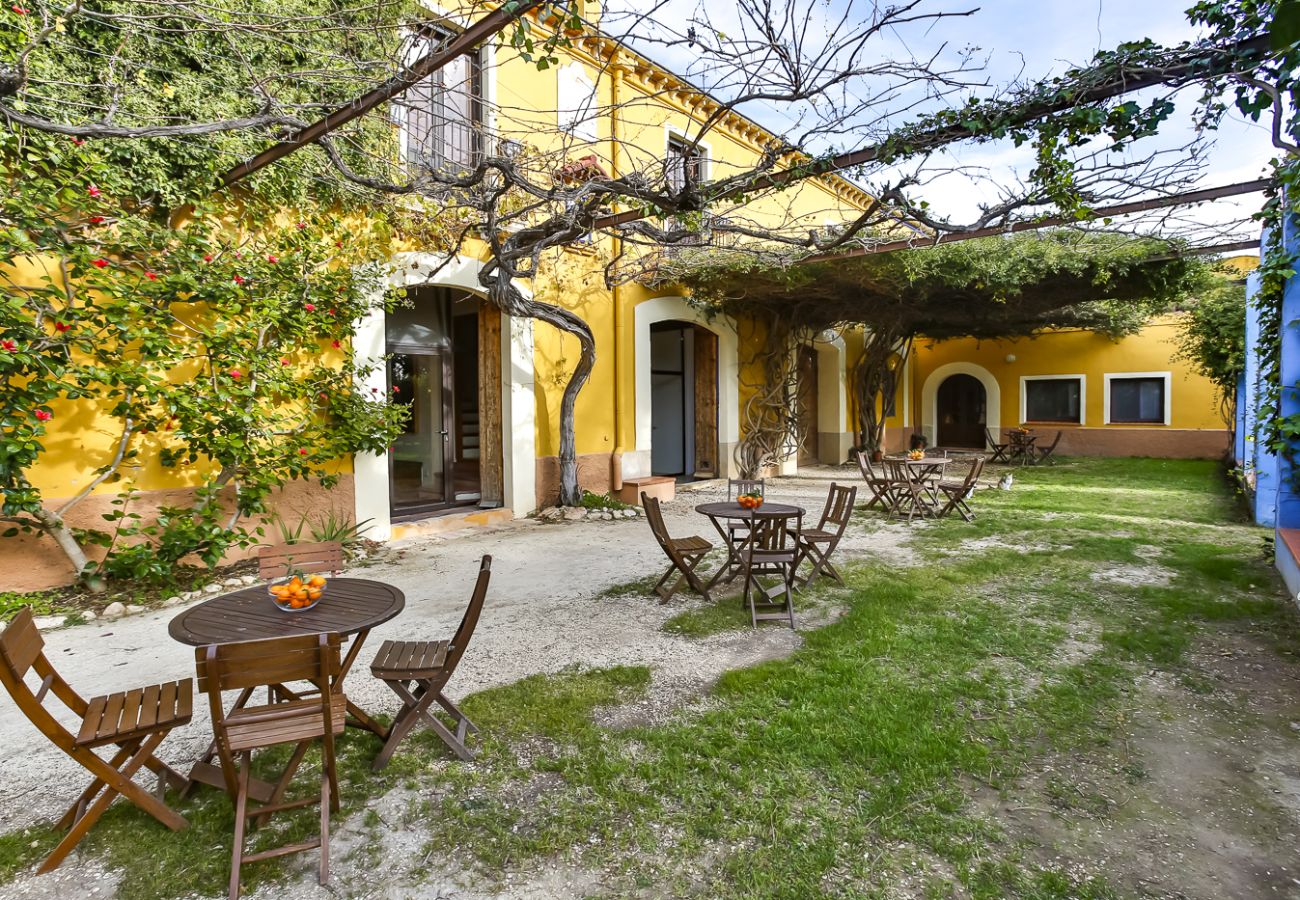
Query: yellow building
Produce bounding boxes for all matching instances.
[879,307,1239,459]
[0,2,1235,591]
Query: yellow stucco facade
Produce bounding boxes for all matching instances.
[1,2,1237,590]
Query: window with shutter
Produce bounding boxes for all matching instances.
[665,134,704,193]
[398,27,483,178]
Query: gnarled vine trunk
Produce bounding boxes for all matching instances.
[849,328,912,453]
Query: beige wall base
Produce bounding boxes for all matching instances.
[1,476,356,593]
[1043,427,1229,459]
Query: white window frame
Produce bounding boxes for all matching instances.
[1019,374,1086,426]
[1103,371,1171,426]
[557,62,598,142]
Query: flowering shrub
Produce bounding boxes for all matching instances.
[0,129,406,584]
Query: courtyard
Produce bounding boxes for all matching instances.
[1,458,1297,899]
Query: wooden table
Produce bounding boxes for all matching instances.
[1006,430,1038,465]
[169,577,404,797]
[884,457,949,518]
[695,500,805,587]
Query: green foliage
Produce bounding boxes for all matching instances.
[1174,268,1248,413]
[674,230,1207,340]
[0,127,407,580]
[580,489,631,510]
[271,508,374,545]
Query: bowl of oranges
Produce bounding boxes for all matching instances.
[267,572,328,612]
[736,491,764,510]
[907,449,925,461]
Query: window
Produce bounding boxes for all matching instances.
[665,134,705,193]
[1106,374,1169,425]
[557,64,598,142]
[398,27,483,175]
[1022,376,1084,424]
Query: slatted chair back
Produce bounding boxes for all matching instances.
[746,511,801,557]
[642,494,674,552]
[963,456,986,489]
[727,478,765,500]
[815,483,858,536]
[1037,430,1063,459]
[853,449,879,483]
[196,633,340,697]
[984,427,999,447]
[0,608,90,751]
[257,541,344,580]
[924,447,948,458]
[439,555,492,683]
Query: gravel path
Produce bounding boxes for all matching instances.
[0,466,915,900]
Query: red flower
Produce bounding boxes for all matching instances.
[54,322,71,333]
[266,255,279,264]
[391,385,400,394]
[11,5,29,15]
[87,185,101,198]
[296,222,306,230]
[328,308,337,316]
[203,254,213,262]
[88,216,105,225]
[232,274,245,285]
[34,410,51,421]
[304,303,316,312]
[318,392,328,400]
[145,271,158,281]
[331,339,341,349]
[71,137,85,147]
[298,448,308,456]
[92,258,109,268]
[1,339,16,352]
[229,369,242,379]
[280,358,289,366]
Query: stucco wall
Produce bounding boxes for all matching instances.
[1,476,355,593]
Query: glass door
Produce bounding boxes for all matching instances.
[388,351,454,514]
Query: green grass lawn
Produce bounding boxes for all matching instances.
[3,457,1297,899]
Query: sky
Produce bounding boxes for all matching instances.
[601,0,1275,252]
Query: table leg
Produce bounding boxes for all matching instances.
[336,629,389,739]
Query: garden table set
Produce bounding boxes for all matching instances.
[1,545,495,899]
[855,451,987,522]
[644,479,857,628]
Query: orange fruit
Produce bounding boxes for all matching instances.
[308,575,326,588]
[307,587,322,601]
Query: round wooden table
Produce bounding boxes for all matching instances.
[695,501,805,586]
[169,578,404,794]
[168,577,404,646]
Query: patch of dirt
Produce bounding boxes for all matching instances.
[970,628,1300,900]
[1089,563,1175,587]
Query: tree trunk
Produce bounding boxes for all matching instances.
[492,281,596,507]
[30,503,96,586]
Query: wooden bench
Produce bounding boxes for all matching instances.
[619,475,675,506]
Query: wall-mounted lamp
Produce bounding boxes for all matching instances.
[1004,353,1017,364]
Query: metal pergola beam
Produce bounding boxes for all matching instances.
[220,0,546,186]
[802,178,1272,263]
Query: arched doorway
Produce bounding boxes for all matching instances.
[650,321,719,479]
[936,374,986,448]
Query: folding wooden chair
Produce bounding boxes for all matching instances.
[1035,430,1064,465]
[0,608,192,874]
[726,477,766,544]
[853,450,894,511]
[257,540,343,579]
[642,493,714,602]
[196,633,346,900]
[937,457,986,521]
[740,510,803,628]
[368,555,492,770]
[794,482,858,587]
[985,427,1011,463]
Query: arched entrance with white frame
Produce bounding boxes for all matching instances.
[631,296,740,481]
[921,361,1000,448]
[353,252,536,540]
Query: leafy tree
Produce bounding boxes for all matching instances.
[1174,269,1248,426]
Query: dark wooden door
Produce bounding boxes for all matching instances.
[936,374,986,448]
[796,345,819,465]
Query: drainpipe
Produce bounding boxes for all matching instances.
[609,60,627,492]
